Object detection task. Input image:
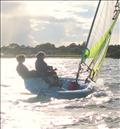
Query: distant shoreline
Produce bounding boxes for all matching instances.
[1,43,120,59]
[1,55,81,58]
[1,55,120,59]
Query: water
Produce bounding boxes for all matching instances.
[1,58,120,129]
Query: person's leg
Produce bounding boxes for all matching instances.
[42,72,61,87]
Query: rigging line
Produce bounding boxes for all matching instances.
[88,6,120,80]
[86,0,119,81]
[88,29,114,80]
[88,2,108,68]
[90,34,111,80]
[75,0,101,83]
[87,1,120,75]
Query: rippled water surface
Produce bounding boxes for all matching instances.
[1,58,120,129]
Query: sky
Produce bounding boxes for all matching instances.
[1,1,120,47]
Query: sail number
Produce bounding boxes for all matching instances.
[112,1,120,20]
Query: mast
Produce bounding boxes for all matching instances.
[75,0,101,82]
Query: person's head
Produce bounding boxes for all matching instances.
[16,54,26,63]
[36,51,46,59]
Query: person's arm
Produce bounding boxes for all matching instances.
[35,60,48,73]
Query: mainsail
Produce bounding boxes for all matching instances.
[76,0,120,82]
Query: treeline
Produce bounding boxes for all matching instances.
[1,42,120,58]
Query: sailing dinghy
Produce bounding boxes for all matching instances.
[24,0,120,99]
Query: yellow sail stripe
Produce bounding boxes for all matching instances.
[88,9,120,79]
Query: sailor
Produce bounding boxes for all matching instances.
[35,51,60,87]
[16,54,38,79]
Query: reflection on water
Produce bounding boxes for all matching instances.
[1,58,120,129]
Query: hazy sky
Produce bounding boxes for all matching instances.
[1,1,120,47]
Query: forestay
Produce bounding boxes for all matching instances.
[78,0,120,81]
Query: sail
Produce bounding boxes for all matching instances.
[79,0,120,81]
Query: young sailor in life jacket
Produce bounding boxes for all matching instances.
[35,51,61,87]
[16,54,38,79]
